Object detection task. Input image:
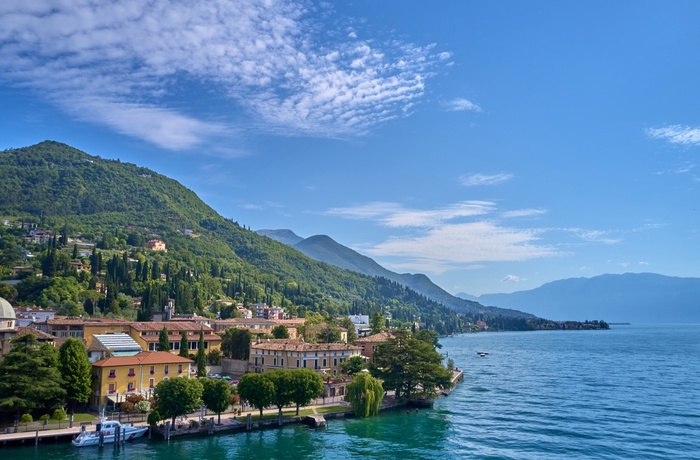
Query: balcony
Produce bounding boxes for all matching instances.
[108,374,116,379]
[127,373,135,377]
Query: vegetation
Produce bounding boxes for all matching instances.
[57,338,92,413]
[0,334,66,418]
[201,377,232,425]
[346,373,383,417]
[237,373,274,419]
[341,355,366,375]
[220,328,251,360]
[153,377,204,426]
[288,369,324,415]
[196,328,207,377]
[371,329,453,400]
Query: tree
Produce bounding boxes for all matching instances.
[288,369,324,415]
[201,377,232,425]
[317,323,341,343]
[52,408,67,428]
[266,370,294,418]
[0,334,66,418]
[58,338,92,413]
[158,326,170,352]
[196,327,207,377]
[370,312,385,334]
[20,413,32,430]
[219,328,251,360]
[179,332,189,358]
[342,355,366,375]
[371,329,452,400]
[153,377,203,426]
[346,372,383,417]
[271,324,290,339]
[237,373,274,419]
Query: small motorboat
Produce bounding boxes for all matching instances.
[476,351,489,357]
[72,419,148,447]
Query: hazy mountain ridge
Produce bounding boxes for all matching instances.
[459,273,700,323]
[257,229,535,319]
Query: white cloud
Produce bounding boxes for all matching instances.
[502,275,525,283]
[444,98,482,112]
[0,0,451,148]
[366,222,557,267]
[460,173,514,187]
[325,201,495,228]
[502,208,547,218]
[647,125,700,146]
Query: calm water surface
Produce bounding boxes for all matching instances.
[5,324,699,459]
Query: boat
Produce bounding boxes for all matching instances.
[476,351,489,357]
[72,419,148,447]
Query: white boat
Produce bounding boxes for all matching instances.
[72,419,148,447]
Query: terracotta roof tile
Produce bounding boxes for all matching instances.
[251,339,361,352]
[93,351,193,367]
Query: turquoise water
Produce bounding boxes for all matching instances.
[5,325,700,459]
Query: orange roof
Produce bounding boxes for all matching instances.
[355,331,394,343]
[251,339,361,352]
[15,326,55,341]
[130,321,214,332]
[93,351,193,367]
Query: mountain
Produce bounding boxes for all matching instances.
[256,229,304,246]
[258,230,534,319]
[461,273,700,323]
[0,141,529,334]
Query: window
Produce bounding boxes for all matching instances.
[108,369,116,378]
[149,343,156,351]
[150,365,155,375]
[164,365,169,375]
[149,378,155,389]
[322,358,327,367]
[261,357,265,365]
[108,383,116,394]
[281,358,284,367]
[127,382,135,392]
[333,358,338,367]
[273,357,277,366]
[296,359,300,368]
[128,368,135,377]
[163,376,169,381]
[178,364,183,374]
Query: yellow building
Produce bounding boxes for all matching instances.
[249,339,362,376]
[128,321,221,354]
[91,351,193,408]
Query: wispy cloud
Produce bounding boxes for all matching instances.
[502,274,525,283]
[444,98,482,112]
[647,125,700,146]
[459,173,513,187]
[0,0,450,148]
[365,222,557,265]
[502,208,547,218]
[325,201,495,228]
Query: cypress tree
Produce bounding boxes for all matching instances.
[158,326,170,352]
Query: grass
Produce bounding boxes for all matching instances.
[316,405,350,414]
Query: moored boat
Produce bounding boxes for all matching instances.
[72,419,148,447]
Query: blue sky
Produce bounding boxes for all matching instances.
[1,0,699,296]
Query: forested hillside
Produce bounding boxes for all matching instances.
[0,141,556,333]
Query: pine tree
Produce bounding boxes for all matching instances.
[179,332,189,358]
[196,328,207,377]
[158,326,170,352]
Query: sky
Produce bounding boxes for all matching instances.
[1,0,699,296]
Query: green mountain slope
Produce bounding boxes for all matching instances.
[3,141,524,333]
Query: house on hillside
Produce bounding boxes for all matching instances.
[146,239,167,251]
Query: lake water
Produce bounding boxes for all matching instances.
[5,324,700,459]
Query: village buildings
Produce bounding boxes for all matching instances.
[248,339,362,376]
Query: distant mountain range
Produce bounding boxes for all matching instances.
[256,229,534,319]
[456,273,700,323]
